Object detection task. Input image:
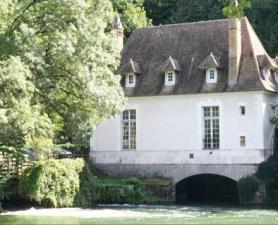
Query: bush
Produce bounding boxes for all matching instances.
[94,177,145,204]
[238,154,278,205]
[256,154,278,205]
[238,175,260,203]
[19,158,95,207]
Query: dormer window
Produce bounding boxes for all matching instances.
[199,52,221,84]
[206,68,218,83]
[165,71,176,86]
[126,74,136,87]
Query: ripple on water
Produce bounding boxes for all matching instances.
[1,205,278,224]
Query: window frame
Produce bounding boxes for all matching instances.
[202,106,220,150]
[122,109,136,150]
[165,71,176,86]
[125,74,136,87]
[206,68,218,84]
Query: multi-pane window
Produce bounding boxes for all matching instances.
[126,74,136,87]
[206,68,218,83]
[165,71,176,86]
[203,106,220,149]
[167,72,174,82]
[128,75,134,84]
[209,69,215,79]
[122,110,136,150]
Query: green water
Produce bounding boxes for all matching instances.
[1,205,278,224]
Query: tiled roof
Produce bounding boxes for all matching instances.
[119,17,278,96]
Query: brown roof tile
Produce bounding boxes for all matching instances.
[119,17,278,96]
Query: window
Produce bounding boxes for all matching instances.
[165,71,176,86]
[122,110,136,150]
[128,75,134,84]
[240,136,246,147]
[168,73,174,82]
[209,69,215,79]
[203,106,220,149]
[206,68,218,83]
[125,74,136,87]
[240,106,246,116]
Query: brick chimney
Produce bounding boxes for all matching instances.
[228,18,242,87]
[112,15,124,52]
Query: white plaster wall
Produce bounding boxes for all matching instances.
[90,91,275,165]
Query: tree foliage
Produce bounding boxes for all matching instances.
[19,159,96,207]
[223,0,251,18]
[0,56,54,159]
[0,0,125,155]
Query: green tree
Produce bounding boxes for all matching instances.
[111,0,151,38]
[0,0,125,154]
[170,0,224,24]
[246,0,278,56]
[144,0,177,25]
[0,56,54,159]
[223,0,251,18]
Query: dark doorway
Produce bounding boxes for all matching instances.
[175,174,239,204]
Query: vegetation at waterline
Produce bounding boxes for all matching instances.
[238,154,278,205]
[19,159,94,208]
[1,159,151,208]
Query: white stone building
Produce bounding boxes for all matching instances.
[90,17,278,184]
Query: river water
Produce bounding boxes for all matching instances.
[1,204,278,224]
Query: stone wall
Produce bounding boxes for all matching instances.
[94,163,258,183]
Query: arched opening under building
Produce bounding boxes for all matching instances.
[175,174,239,204]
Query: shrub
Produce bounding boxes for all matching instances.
[238,175,259,203]
[94,177,145,204]
[238,154,278,205]
[19,158,95,207]
[256,154,278,205]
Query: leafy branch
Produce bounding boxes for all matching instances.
[223,0,251,18]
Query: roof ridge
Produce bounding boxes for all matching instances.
[136,18,229,31]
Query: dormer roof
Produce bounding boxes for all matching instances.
[119,58,141,74]
[199,52,221,69]
[159,56,181,72]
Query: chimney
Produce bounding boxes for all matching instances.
[112,15,124,52]
[228,17,242,87]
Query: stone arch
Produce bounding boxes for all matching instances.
[172,164,257,183]
[175,173,239,204]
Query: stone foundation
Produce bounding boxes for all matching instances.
[93,163,258,183]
